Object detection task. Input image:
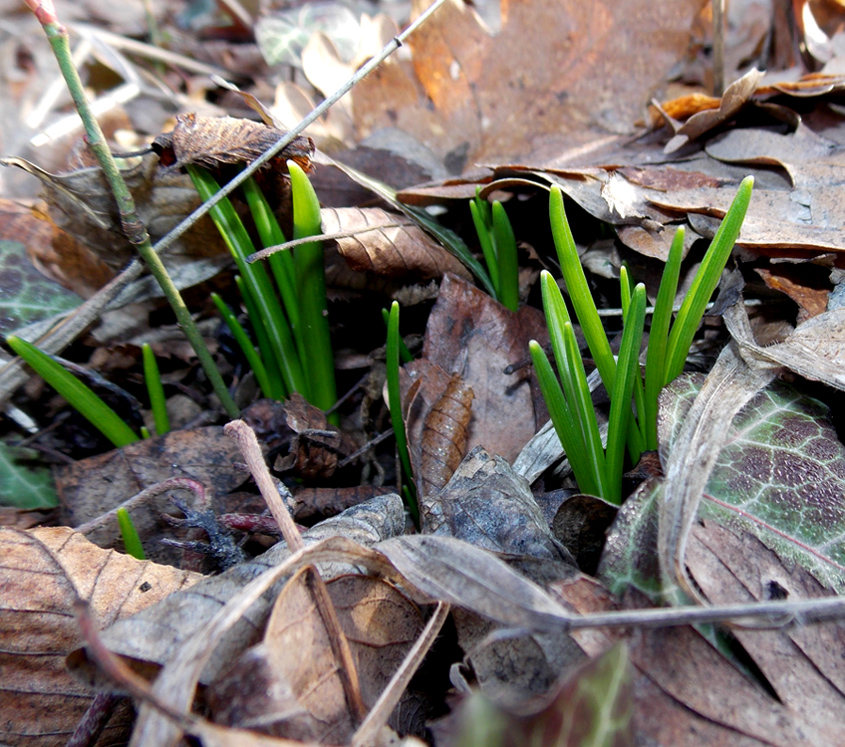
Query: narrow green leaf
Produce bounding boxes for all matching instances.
[188,165,305,396]
[234,275,286,398]
[644,226,684,450]
[289,160,337,418]
[619,267,648,450]
[142,343,169,436]
[381,308,413,363]
[529,341,599,497]
[664,176,753,383]
[562,322,608,498]
[241,177,305,364]
[6,335,139,448]
[212,293,278,400]
[117,507,145,560]
[492,201,519,312]
[470,198,499,297]
[386,301,418,524]
[606,284,647,505]
[549,187,616,392]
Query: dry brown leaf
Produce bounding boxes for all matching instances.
[151,113,314,174]
[350,0,705,167]
[554,573,845,746]
[423,446,569,563]
[662,68,764,152]
[418,374,474,497]
[207,572,424,742]
[81,493,405,686]
[421,274,549,463]
[54,427,244,566]
[755,265,831,320]
[0,527,201,747]
[242,395,355,480]
[1,153,226,283]
[320,206,473,283]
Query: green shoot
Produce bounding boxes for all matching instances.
[381,308,414,363]
[605,283,646,503]
[187,164,305,396]
[211,292,278,400]
[663,175,754,383]
[117,507,145,560]
[142,343,169,436]
[470,192,520,311]
[289,160,337,420]
[643,227,684,450]
[6,335,139,448]
[386,301,418,524]
[535,177,752,503]
[234,275,287,399]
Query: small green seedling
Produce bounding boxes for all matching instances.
[470,190,520,311]
[386,301,419,525]
[189,161,337,420]
[142,343,169,436]
[532,176,753,503]
[117,507,145,560]
[6,335,140,448]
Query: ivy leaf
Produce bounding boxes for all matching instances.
[0,442,58,508]
[0,240,81,334]
[601,376,845,596]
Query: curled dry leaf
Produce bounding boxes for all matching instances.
[1,153,226,282]
[418,374,474,497]
[0,527,201,747]
[242,395,357,480]
[151,113,315,174]
[207,571,424,743]
[320,206,473,283]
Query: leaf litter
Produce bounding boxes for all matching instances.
[3,0,845,745]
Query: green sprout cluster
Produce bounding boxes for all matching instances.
[531,177,753,505]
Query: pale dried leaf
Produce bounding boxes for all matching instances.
[0,527,200,747]
[86,493,405,685]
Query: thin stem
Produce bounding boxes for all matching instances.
[27,6,238,418]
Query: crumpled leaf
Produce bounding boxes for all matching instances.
[81,493,405,685]
[423,446,569,563]
[1,153,226,283]
[207,571,424,742]
[320,206,473,282]
[0,527,201,747]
